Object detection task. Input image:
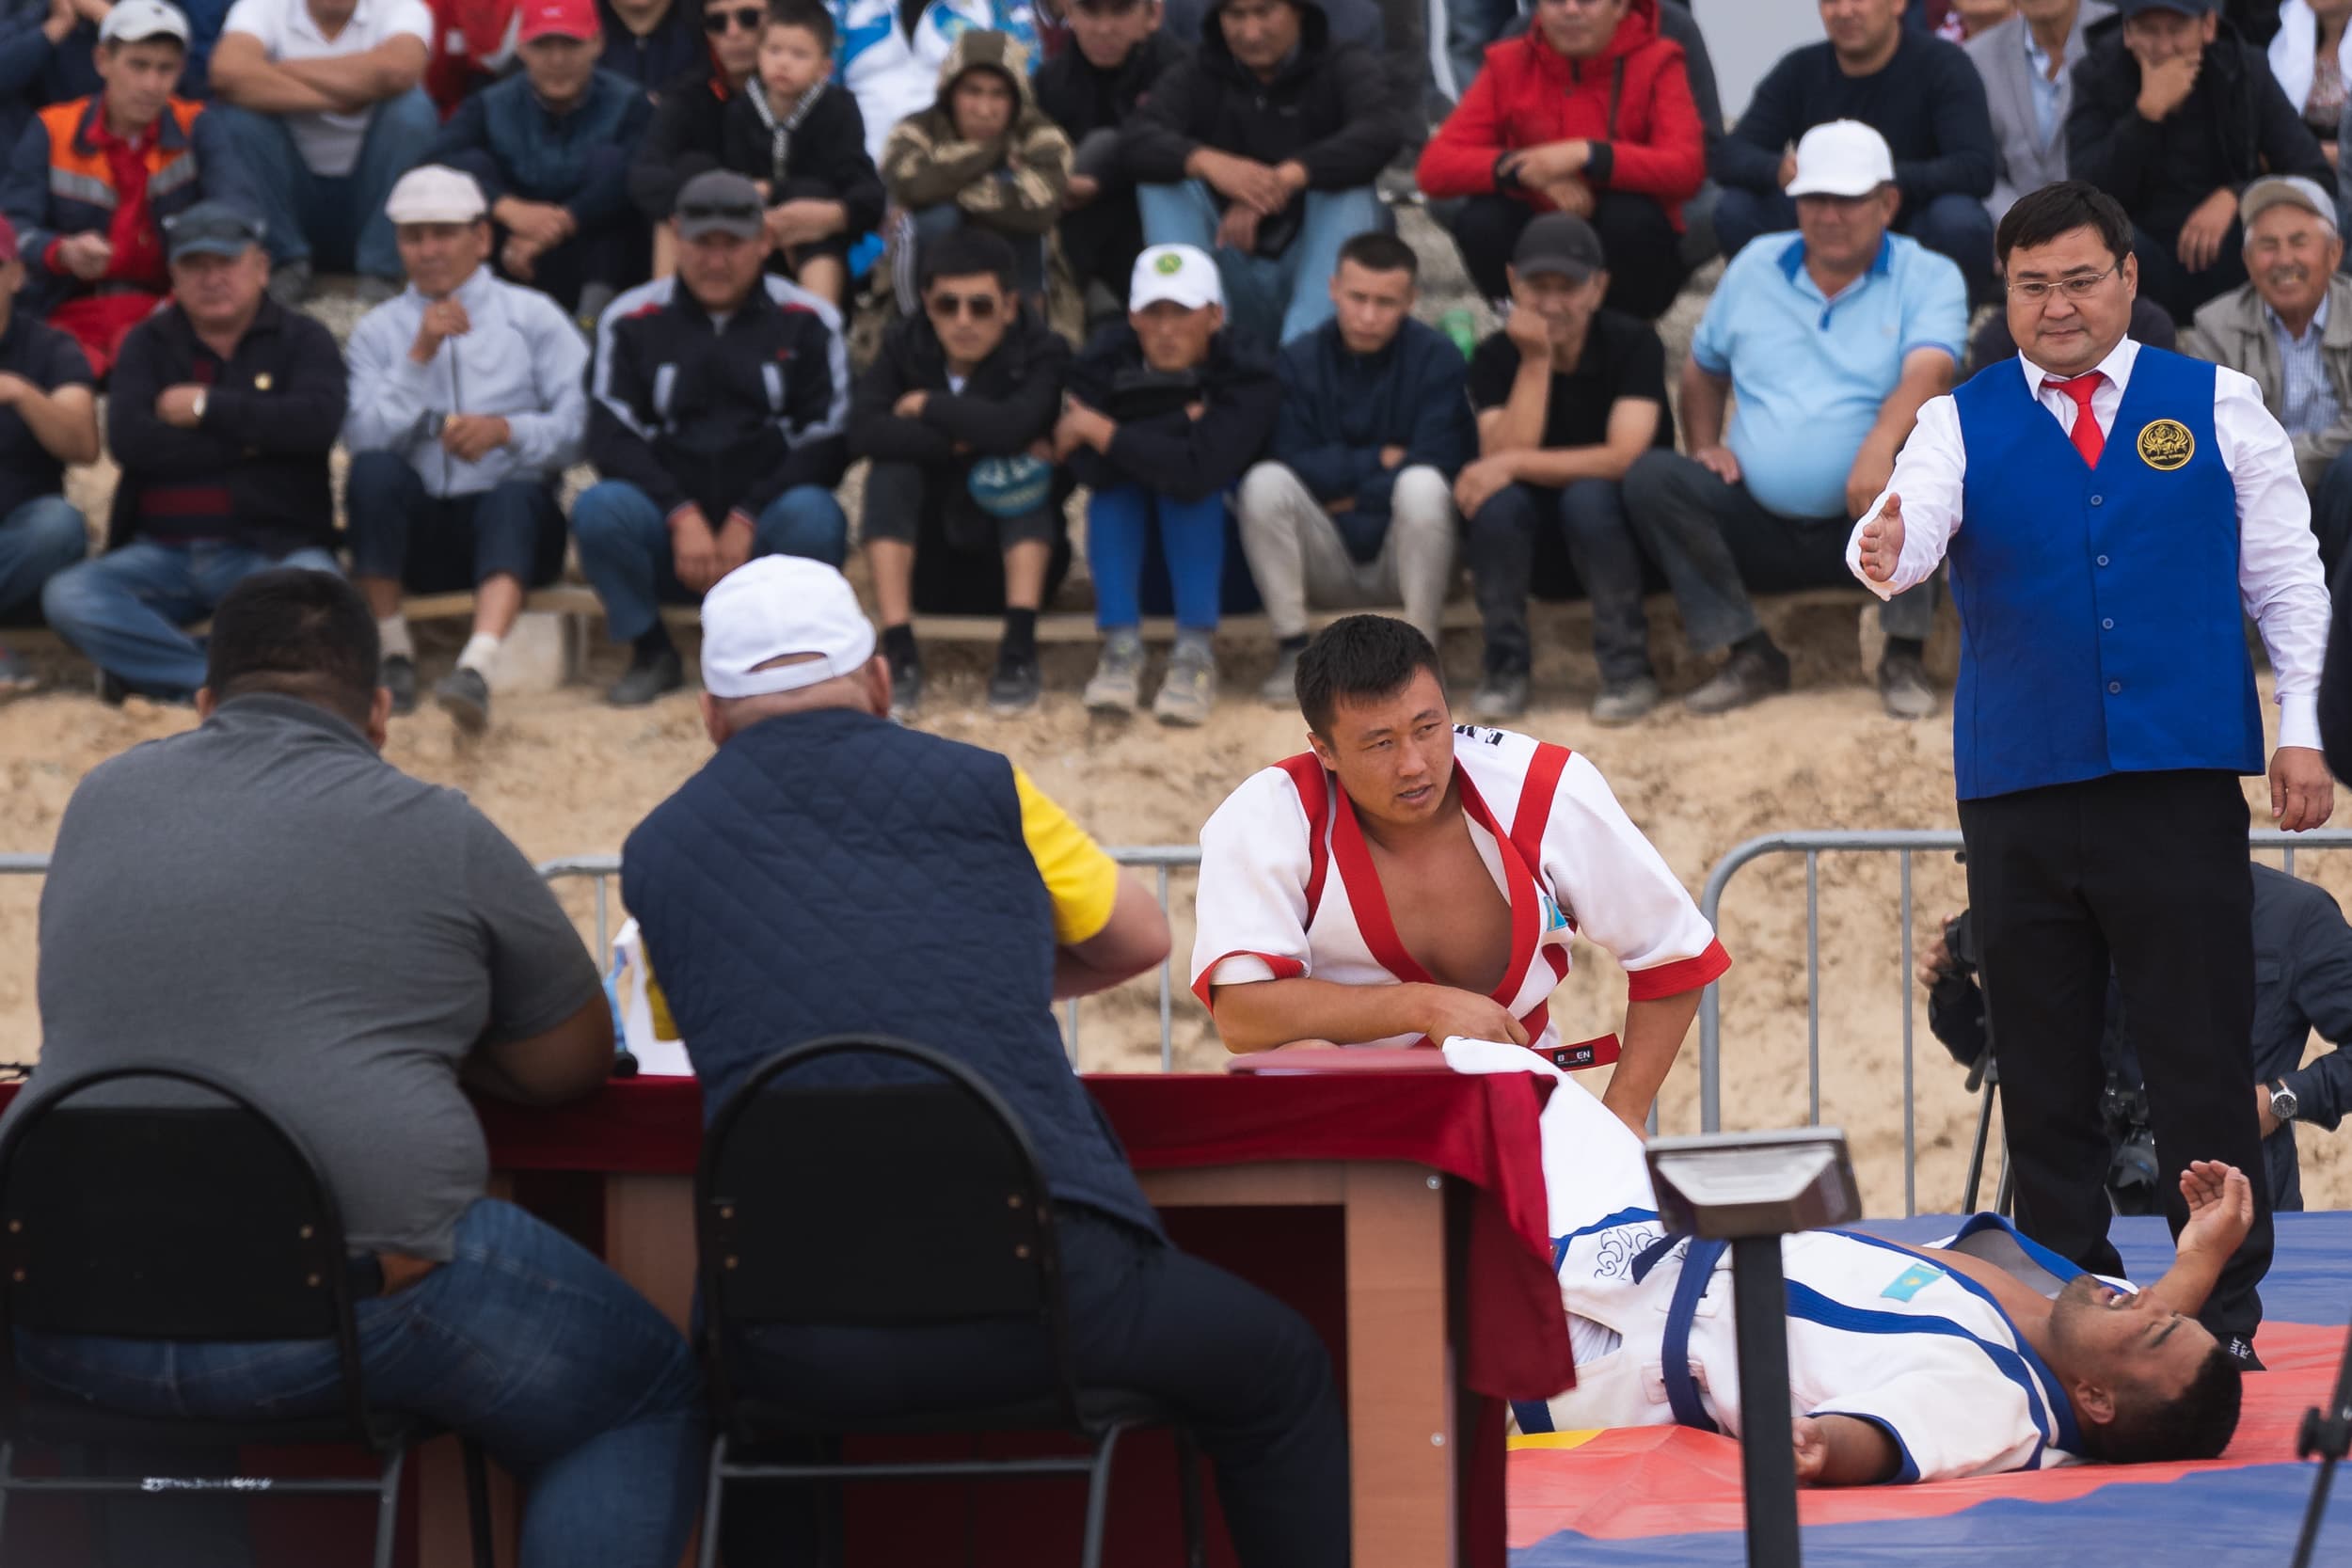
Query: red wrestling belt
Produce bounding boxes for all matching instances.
[1544,1033,1621,1072]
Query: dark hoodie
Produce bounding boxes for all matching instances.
[1065,322,1279,502]
[2067,9,2329,234]
[1032,24,1191,291]
[1121,0,1403,218]
[848,299,1072,541]
[718,78,887,240]
[628,57,741,225]
[879,30,1073,237]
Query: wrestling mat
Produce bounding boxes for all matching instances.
[1507,1211,2352,1565]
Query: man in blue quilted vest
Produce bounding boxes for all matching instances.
[1850,179,2335,1370]
[619,555,1351,1567]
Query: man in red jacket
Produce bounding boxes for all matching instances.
[1417,0,1702,319]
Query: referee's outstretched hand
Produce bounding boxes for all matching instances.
[1858,493,1904,582]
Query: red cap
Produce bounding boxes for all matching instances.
[0,214,18,265]
[518,0,599,42]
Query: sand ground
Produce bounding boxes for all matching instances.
[0,211,2343,1217]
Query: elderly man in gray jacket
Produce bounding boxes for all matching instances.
[1965,0,2112,222]
[2182,173,2352,583]
[342,165,589,735]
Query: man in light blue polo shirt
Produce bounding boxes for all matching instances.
[1623,119,1967,719]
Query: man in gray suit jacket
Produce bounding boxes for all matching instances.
[1966,0,2115,220]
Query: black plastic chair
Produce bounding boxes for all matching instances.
[695,1036,1205,1568]
[0,1064,494,1568]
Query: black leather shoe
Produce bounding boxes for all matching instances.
[607,647,684,707]
[434,666,489,734]
[381,655,418,716]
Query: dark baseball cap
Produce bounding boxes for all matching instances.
[165,200,264,261]
[675,170,764,241]
[1511,212,1606,283]
[2114,0,2215,17]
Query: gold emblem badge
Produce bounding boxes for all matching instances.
[2137,419,2193,470]
[253,372,272,390]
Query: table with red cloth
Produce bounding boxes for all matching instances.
[3,1069,1575,1568]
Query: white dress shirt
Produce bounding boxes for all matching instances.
[1844,338,2332,752]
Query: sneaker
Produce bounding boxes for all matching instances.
[2221,1335,2266,1372]
[887,649,924,720]
[0,645,36,703]
[434,666,490,734]
[1084,639,1144,715]
[607,646,684,707]
[987,654,1040,714]
[1877,649,1938,721]
[380,654,418,716]
[1470,667,1529,723]
[352,276,399,307]
[266,259,312,309]
[1152,647,1218,726]
[1590,673,1661,727]
[1684,642,1791,716]
[1258,646,1301,705]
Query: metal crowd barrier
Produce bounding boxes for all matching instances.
[534,848,1206,1071]
[1695,828,2352,1216]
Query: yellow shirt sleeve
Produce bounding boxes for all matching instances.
[1013,767,1121,945]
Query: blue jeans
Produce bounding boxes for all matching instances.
[206,89,440,281]
[15,1197,705,1568]
[1446,0,1520,98]
[40,537,342,696]
[343,451,568,592]
[571,479,849,642]
[1135,181,1385,345]
[1087,483,1229,631]
[0,494,87,619]
[1466,478,1653,681]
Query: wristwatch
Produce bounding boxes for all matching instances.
[190,388,207,425]
[2269,1079,2300,1124]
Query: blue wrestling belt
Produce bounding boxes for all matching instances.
[1658,1237,1731,1434]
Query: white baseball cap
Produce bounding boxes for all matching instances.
[2241,174,2340,234]
[99,0,189,44]
[385,165,488,226]
[1786,119,1896,199]
[1130,244,1224,311]
[699,557,878,700]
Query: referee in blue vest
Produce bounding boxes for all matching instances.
[1850,181,2334,1369]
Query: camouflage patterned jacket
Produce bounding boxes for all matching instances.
[878,27,1072,239]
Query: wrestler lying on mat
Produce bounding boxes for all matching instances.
[1188,615,1730,1139]
[1526,1071,2246,1482]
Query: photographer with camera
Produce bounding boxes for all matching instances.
[1057,242,1279,726]
[342,166,588,735]
[1923,864,2352,1214]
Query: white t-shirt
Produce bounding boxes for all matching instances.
[222,0,434,176]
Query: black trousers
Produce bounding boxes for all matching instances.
[1449,190,1690,319]
[731,1207,1349,1568]
[1959,769,2273,1339]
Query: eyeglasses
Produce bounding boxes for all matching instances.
[704,6,762,32]
[926,292,999,320]
[2005,262,2122,303]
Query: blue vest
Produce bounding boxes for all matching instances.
[621,708,1162,1237]
[1947,348,2264,800]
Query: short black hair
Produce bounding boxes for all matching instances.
[763,0,834,49]
[918,226,1019,293]
[1995,181,2134,269]
[1295,615,1443,736]
[1338,230,1419,280]
[202,569,380,729]
[2082,1344,2243,1465]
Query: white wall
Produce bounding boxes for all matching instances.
[1692,0,1825,125]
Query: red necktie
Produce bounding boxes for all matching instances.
[2043,372,2106,467]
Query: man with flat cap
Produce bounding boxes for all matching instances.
[41,198,348,703]
[621,554,1352,1568]
[577,169,850,707]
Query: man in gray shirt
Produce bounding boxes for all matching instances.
[5,568,704,1567]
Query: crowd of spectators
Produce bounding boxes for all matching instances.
[4,0,2352,730]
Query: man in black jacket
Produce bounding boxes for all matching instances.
[850,228,1070,717]
[1033,0,1188,321]
[2068,0,2331,318]
[625,0,760,273]
[578,170,850,706]
[1122,0,1399,346]
[40,201,348,703]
